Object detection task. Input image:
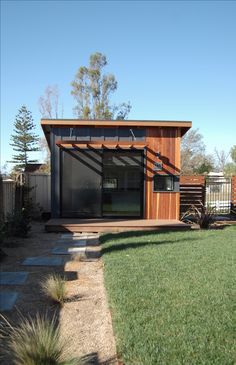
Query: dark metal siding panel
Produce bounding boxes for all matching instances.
[104,127,118,140]
[53,126,145,141]
[51,128,61,218]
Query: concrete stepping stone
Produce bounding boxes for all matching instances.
[61,233,86,238]
[57,239,86,247]
[22,257,63,266]
[52,247,86,255]
[59,236,87,241]
[0,291,18,311]
[0,272,28,285]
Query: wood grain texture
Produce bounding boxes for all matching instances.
[145,127,180,219]
[45,218,190,233]
[231,176,236,210]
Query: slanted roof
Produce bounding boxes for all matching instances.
[41,119,192,145]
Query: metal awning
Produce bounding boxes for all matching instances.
[56,140,148,150]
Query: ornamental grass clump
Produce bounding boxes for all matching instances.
[182,201,216,229]
[0,314,80,365]
[41,274,67,305]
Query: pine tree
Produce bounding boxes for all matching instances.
[9,105,39,171]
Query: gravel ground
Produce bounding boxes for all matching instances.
[0,222,117,365]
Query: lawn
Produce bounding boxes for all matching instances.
[101,227,236,365]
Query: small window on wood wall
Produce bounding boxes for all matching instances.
[153,175,174,192]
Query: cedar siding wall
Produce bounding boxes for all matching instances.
[145,127,181,219]
[232,176,236,211]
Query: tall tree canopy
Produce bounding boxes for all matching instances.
[38,85,63,119]
[71,52,131,119]
[9,105,39,171]
[224,145,236,176]
[181,129,214,175]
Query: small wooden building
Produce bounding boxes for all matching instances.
[41,119,191,221]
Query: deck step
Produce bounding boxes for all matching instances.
[45,219,190,233]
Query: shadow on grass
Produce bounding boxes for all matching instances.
[99,229,191,245]
[101,236,200,255]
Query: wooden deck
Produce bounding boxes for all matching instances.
[45,218,190,233]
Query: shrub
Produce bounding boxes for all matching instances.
[182,202,216,229]
[0,313,80,365]
[0,220,7,259]
[0,220,6,244]
[7,208,31,237]
[41,274,67,305]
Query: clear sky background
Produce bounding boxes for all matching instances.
[1,0,236,169]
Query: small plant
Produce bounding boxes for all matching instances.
[0,313,80,365]
[0,220,7,260]
[182,201,216,229]
[7,208,31,238]
[41,274,67,305]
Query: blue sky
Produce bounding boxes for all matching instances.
[1,0,236,168]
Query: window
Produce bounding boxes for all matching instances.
[153,175,174,192]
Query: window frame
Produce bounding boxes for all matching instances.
[153,174,176,192]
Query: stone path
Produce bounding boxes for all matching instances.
[0,272,28,285]
[0,291,18,311]
[0,232,98,312]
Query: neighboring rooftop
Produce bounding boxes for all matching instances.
[24,163,46,173]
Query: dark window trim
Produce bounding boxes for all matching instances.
[153,174,180,193]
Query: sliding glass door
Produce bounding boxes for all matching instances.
[61,149,102,217]
[61,149,144,218]
[102,151,144,217]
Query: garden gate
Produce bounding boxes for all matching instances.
[205,176,231,213]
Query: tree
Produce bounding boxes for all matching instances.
[214,148,230,172]
[193,159,214,174]
[181,129,214,174]
[71,52,131,119]
[38,137,50,173]
[224,145,236,176]
[9,105,39,171]
[230,145,236,163]
[38,85,63,119]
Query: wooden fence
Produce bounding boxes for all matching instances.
[232,176,236,212]
[2,180,15,218]
[1,173,51,220]
[180,175,206,214]
[1,173,236,219]
[25,173,51,216]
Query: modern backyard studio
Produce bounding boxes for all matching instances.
[41,119,192,232]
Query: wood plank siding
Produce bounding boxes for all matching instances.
[145,127,181,219]
[232,176,236,212]
[41,119,191,220]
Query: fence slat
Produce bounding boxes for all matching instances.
[180,176,206,214]
[3,180,15,218]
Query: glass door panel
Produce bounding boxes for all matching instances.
[61,149,102,217]
[102,151,143,217]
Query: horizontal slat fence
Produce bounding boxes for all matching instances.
[180,175,206,214]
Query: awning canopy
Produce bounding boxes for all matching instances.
[56,140,148,150]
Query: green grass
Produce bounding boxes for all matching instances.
[101,227,236,365]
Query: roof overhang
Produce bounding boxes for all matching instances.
[56,140,148,150]
[41,119,192,146]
